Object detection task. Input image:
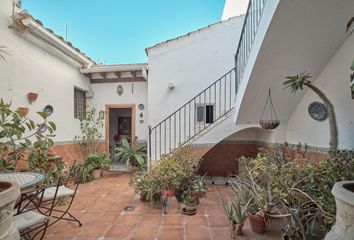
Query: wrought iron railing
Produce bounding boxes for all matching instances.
[149,68,236,160]
[148,0,267,161]
[235,0,267,91]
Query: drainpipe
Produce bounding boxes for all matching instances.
[21,18,94,68]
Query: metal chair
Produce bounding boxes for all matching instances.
[39,161,83,227]
[13,186,55,240]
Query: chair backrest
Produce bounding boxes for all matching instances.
[14,187,46,215]
[65,161,84,187]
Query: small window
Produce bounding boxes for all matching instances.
[196,105,214,124]
[74,88,86,119]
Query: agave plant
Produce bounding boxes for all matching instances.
[224,198,249,224]
[115,138,146,168]
[283,72,338,151]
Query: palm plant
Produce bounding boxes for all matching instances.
[283,72,338,151]
[115,138,146,168]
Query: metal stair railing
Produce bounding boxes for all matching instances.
[149,68,236,160]
[148,0,268,161]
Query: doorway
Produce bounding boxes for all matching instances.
[105,104,136,166]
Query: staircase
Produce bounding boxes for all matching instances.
[148,0,267,161]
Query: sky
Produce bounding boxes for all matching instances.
[22,0,225,64]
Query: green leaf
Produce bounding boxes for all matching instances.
[29,119,35,129]
[0,130,6,138]
[37,111,47,120]
[48,121,56,131]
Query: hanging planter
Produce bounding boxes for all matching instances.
[259,89,279,130]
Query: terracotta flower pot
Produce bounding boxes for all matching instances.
[27,92,39,103]
[235,223,244,236]
[92,168,102,180]
[140,194,148,202]
[249,214,266,234]
[164,189,175,198]
[17,107,29,116]
[230,222,244,239]
[131,165,139,173]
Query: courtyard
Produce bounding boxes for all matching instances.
[43,172,283,240]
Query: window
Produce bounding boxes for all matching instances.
[196,105,214,124]
[74,88,86,119]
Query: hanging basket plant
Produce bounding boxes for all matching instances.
[259,89,279,130]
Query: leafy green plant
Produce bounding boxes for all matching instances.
[80,152,110,183]
[154,155,185,190]
[28,138,65,185]
[283,72,338,151]
[85,152,110,170]
[115,138,146,168]
[0,99,56,171]
[75,108,104,159]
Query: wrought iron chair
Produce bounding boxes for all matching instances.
[13,185,57,240]
[38,161,83,227]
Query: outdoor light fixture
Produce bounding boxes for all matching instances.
[168,81,175,90]
[117,85,123,96]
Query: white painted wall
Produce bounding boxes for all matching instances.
[287,35,354,149]
[88,81,148,141]
[222,0,249,20]
[0,0,90,142]
[147,16,244,128]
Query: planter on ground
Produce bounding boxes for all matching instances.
[325,181,354,240]
[92,168,102,180]
[249,213,266,234]
[0,181,20,240]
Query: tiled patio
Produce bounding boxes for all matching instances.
[44,172,284,240]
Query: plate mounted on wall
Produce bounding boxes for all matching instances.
[308,102,327,121]
[43,105,54,116]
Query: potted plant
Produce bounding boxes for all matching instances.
[145,175,163,208]
[224,198,249,238]
[84,153,110,179]
[182,188,198,215]
[115,138,146,171]
[155,155,185,198]
[130,171,151,201]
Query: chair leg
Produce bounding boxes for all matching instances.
[47,208,82,227]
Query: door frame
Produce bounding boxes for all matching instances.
[105,104,136,152]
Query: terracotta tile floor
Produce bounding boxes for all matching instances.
[44,172,284,240]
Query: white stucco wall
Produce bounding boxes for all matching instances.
[222,0,249,20]
[0,0,91,142]
[147,16,244,128]
[88,81,148,141]
[287,34,354,149]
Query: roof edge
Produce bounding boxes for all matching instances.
[13,13,95,67]
[145,14,245,55]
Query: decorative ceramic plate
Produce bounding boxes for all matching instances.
[138,104,145,110]
[44,105,54,116]
[308,102,327,121]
